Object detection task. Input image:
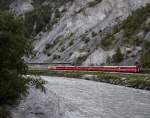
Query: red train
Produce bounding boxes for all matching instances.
[48,66,141,73]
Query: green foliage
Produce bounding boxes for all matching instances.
[25,0,75,37]
[26,76,47,93]
[69,40,74,46]
[32,0,74,8]
[55,9,61,19]
[28,70,150,90]
[140,52,150,68]
[0,0,14,11]
[47,53,51,56]
[84,37,90,43]
[0,11,31,105]
[143,40,150,51]
[0,10,45,108]
[45,43,54,50]
[112,48,124,63]
[121,4,150,37]
[98,4,150,66]
[43,43,54,56]
[53,54,61,60]
[60,47,65,52]
[101,35,115,48]
[125,36,143,46]
[88,0,102,7]
[0,106,11,118]
[91,32,97,37]
[81,34,90,43]
[24,5,52,37]
[74,55,88,66]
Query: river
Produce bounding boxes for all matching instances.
[12,76,150,118]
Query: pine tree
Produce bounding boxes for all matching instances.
[113,48,124,63]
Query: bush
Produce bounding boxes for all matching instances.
[91,32,97,37]
[47,53,51,56]
[0,106,11,118]
[53,54,61,60]
[112,48,124,63]
[101,35,115,48]
[121,4,150,37]
[69,40,74,46]
[81,35,90,43]
[24,5,52,37]
[143,40,150,51]
[0,0,13,10]
[126,36,143,46]
[45,43,54,50]
[0,11,45,117]
[60,47,65,52]
[85,37,90,43]
[88,0,102,7]
[140,52,150,68]
[0,11,31,105]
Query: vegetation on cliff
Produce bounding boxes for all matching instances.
[101,4,150,66]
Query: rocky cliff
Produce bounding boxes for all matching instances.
[2,0,150,66]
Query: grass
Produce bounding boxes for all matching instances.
[28,69,147,78]
[28,70,150,89]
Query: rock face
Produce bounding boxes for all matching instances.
[10,0,33,15]
[8,0,150,65]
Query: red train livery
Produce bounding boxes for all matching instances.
[48,66,141,73]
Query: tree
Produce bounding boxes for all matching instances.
[0,0,14,10]
[0,11,46,118]
[140,52,150,68]
[0,11,32,106]
[112,48,124,63]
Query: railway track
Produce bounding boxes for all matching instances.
[27,63,150,74]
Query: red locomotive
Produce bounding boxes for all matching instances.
[48,66,141,73]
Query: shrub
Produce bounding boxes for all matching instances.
[112,48,124,63]
[0,106,11,118]
[88,0,102,7]
[101,35,115,47]
[69,40,74,46]
[55,9,61,18]
[45,43,54,50]
[60,47,65,52]
[81,35,90,43]
[47,53,51,56]
[69,52,73,56]
[0,11,45,117]
[85,37,90,43]
[24,5,53,37]
[0,0,13,10]
[91,32,97,37]
[121,4,150,37]
[53,54,61,60]
[140,52,150,68]
[143,40,150,51]
[74,55,88,65]
[126,36,143,46]
[0,11,31,106]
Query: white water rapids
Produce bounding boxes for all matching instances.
[12,76,150,118]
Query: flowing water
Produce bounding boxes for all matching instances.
[12,76,150,118]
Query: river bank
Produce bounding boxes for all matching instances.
[28,70,150,91]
